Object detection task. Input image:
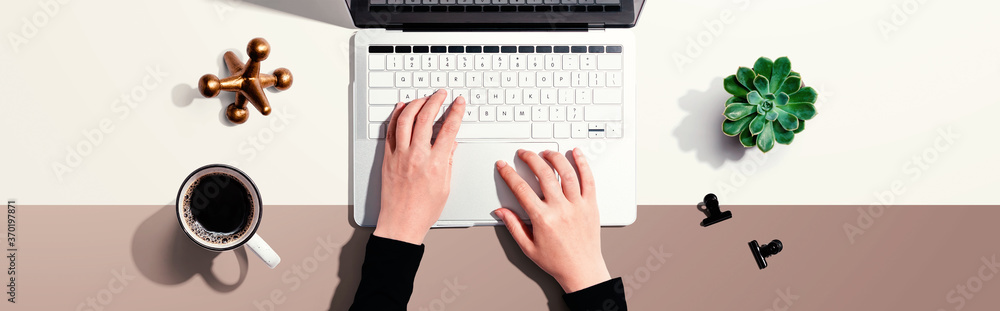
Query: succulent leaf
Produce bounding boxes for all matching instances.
[747,91,763,106]
[779,76,802,95]
[757,121,776,152]
[749,114,767,136]
[753,57,774,80]
[774,107,799,131]
[736,67,756,89]
[788,87,818,104]
[776,92,789,106]
[725,96,747,106]
[773,122,795,145]
[788,71,801,78]
[793,120,806,133]
[724,75,749,97]
[781,103,817,120]
[753,75,771,95]
[723,116,754,136]
[724,103,756,121]
[765,110,778,121]
[770,57,792,94]
[739,126,756,147]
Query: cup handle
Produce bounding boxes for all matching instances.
[246,234,281,269]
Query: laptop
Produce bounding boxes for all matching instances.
[350,0,643,227]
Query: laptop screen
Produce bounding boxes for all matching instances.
[347,0,645,29]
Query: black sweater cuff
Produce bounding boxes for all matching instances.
[348,234,426,311]
[563,277,628,311]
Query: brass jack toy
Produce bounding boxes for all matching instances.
[198,37,292,124]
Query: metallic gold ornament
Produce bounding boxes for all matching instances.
[198,38,292,124]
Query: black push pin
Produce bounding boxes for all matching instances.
[699,193,732,227]
[749,239,783,269]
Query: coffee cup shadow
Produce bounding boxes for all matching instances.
[131,204,248,292]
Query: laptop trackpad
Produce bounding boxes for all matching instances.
[442,142,557,224]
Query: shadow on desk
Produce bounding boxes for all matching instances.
[131,204,249,292]
[242,0,357,29]
[673,77,749,168]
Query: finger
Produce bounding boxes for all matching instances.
[494,208,534,255]
[411,89,448,146]
[573,148,597,200]
[496,160,543,217]
[394,95,429,150]
[384,102,405,153]
[433,95,466,155]
[518,149,562,201]
[542,150,582,200]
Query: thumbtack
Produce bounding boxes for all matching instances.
[699,193,732,227]
[749,239,783,269]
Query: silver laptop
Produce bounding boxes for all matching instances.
[350,0,643,227]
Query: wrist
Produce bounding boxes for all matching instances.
[556,261,612,293]
[373,224,426,245]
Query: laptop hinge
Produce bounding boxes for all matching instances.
[385,24,592,32]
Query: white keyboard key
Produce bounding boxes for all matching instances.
[405,54,419,70]
[589,131,606,138]
[440,55,455,70]
[567,106,583,121]
[506,89,522,104]
[514,106,530,121]
[501,72,518,88]
[558,89,574,104]
[484,72,501,87]
[606,71,622,87]
[545,55,562,70]
[488,88,504,104]
[553,123,571,138]
[497,106,514,121]
[458,55,474,70]
[510,54,525,70]
[368,55,385,70]
[479,106,496,121]
[463,106,478,121]
[523,88,540,104]
[369,89,398,105]
[585,106,622,121]
[541,89,558,104]
[528,55,544,70]
[370,122,387,139]
[589,72,605,87]
[492,54,508,70]
[593,88,622,104]
[453,89,470,103]
[589,123,606,130]
[562,55,578,70]
[554,72,571,87]
[386,55,403,70]
[598,54,622,70]
[580,55,596,70]
[476,55,491,70]
[571,122,588,138]
[606,122,623,138]
[537,72,553,87]
[532,123,552,138]
[466,72,483,87]
[531,106,548,121]
[519,72,535,87]
[400,89,417,102]
[550,106,566,121]
[413,72,430,87]
[422,55,438,70]
[395,72,412,87]
[456,123,531,139]
[369,72,395,88]
[431,72,448,88]
[369,106,395,122]
[470,88,487,104]
[417,88,435,99]
[449,72,465,87]
[575,89,592,104]
[571,72,587,87]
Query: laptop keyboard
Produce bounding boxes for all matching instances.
[369,0,622,13]
[366,45,624,140]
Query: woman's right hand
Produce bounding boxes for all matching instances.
[493,148,612,294]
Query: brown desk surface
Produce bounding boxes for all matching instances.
[11,205,999,310]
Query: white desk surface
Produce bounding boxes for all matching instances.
[2,0,998,205]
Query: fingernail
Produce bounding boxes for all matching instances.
[492,209,504,219]
[517,149,524,155]
[496,160,507,168]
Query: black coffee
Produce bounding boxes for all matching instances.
[187,172,251,234]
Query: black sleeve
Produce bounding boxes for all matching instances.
[349,234,425,311]
[563,277,628,311]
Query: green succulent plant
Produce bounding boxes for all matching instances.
[722,57,817,152]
